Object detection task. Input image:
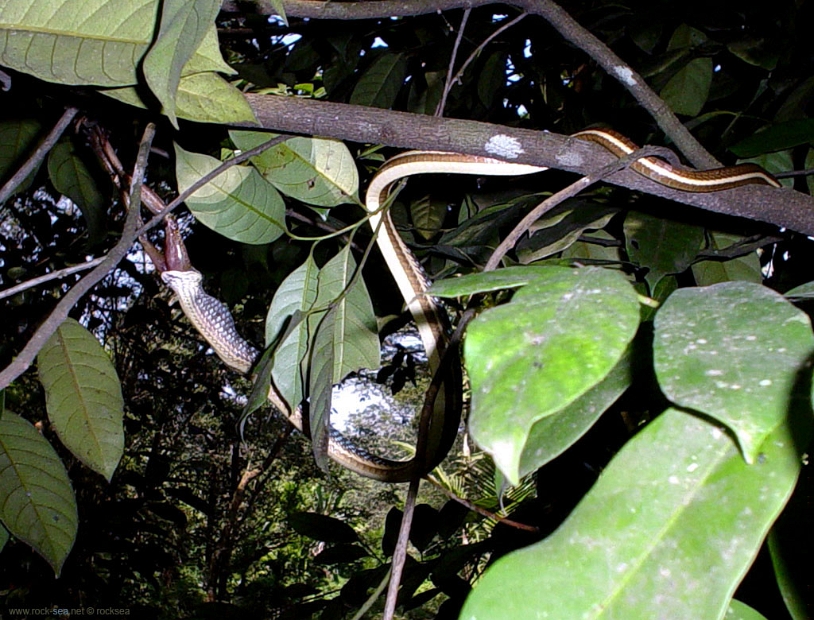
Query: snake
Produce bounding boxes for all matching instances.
[159,129,780,482]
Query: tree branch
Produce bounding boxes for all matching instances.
[241,94,814,235]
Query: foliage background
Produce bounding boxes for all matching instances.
[0,0,812,618]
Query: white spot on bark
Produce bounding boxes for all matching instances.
[612,66,637,85]
[485,134,525,159]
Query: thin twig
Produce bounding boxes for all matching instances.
[0,258,106,301]
[776,168,814,179]
[383,475,420,620]
[353,566,393,620]
[447,11,528,103]
[0,107,78,205]
[435,8,471,117]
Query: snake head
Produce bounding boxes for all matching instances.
[164,216,192,272]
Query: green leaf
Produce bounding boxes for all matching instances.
[691,233,762,286]
[37,318,124,481]
[266,256,320,411]
[0,119,42,195]
[230,131,358,208]
[410,196,447,241]
[47,140,106,245]
[726,600,769,620]
[658,24,711,117]
[624,211,704,291]
[428,265,552,297]
[143,0,220,127]
[561,229,624,264]
[309,306,337,471]
[289,511,359,543]
[784,280,814,301]
[477,51,507,109]
[465,267,641,483]
[105,72,257,125]
[517,349,631,478]
[314,543,368,565]
[653,282,814,463]
[306,247,380,466]
[350,52,408,108]
[0,0,158,87]
[268,0,288,26]
[0,411,78,576]
[173,72,257,125]
[661,56,712,116]
[174,144,285,244]
[516,204,619,263]
[181,25,235,76]
[312,246,381,386]
[730,120,814,157]
[461,407,806,620]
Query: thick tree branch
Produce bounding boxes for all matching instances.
[242,94,814,235]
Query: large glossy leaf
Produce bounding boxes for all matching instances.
[37,318,124,481]
[461,407,807,620]
[47,140,105,244]
[230,131,358,207]
[312,246,381,385]
[175,144,285,245]
[309,306,337,470]
[465,266,641,483]
[0,0,157,87]
[142,0,221,127]
[0,411,78,576]
[653,282,814,463]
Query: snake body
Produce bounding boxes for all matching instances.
[161,130,780,481]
